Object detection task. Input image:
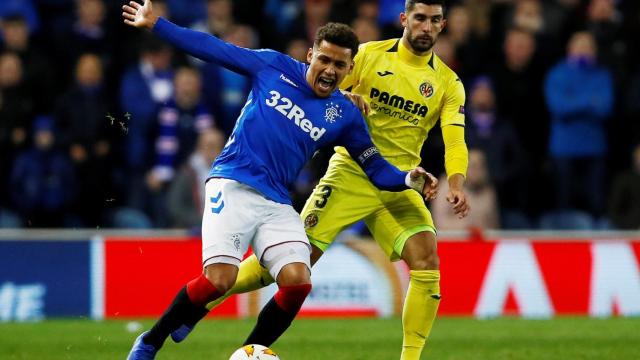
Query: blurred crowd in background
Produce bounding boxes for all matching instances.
[0,0,639,231]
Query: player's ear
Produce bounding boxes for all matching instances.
[348,60,354,74]
[306,48,313,64]
[400,12,408,28]
[441,18,447,32]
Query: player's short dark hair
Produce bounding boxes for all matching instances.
[314,22,360,58]
[405,0,446,13]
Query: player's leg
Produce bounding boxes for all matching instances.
[366,190,439,360]
[127,262,239,359]
[206,242,323,320]
[238,160,381,347]
[204,254,274,312]
[139,264,237,348]
[244,249,313,346]
[128,179,256,359]
[399,231,440,360]
[171,180,265,342]
[204,228,327,312]
[243,202,313,346]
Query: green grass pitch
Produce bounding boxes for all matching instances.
[1,317,639,359]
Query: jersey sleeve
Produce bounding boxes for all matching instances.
[442,123,468,178]
[153,17,283,76]
[439,76,466,127]
[340,43,367,91]
[337,109,409,191]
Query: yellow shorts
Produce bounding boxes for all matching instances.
[301,154,436,261]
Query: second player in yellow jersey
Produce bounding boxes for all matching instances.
[300,7,470,356]
[303,36,468,260]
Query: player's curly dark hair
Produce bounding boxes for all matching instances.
[406,0,446,12]
[314,22,360,58]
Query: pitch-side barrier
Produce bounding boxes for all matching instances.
[1,230,639,321]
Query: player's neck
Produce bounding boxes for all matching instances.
[399,38,433,67]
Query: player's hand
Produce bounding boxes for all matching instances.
[407,167,438,201]
[341,90,370,115]
[122,0,158,30]
[447,188,470,219]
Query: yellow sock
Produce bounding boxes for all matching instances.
[401,270,441,360]
[205,254,275,310]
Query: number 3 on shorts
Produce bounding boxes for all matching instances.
[314,185,332,208]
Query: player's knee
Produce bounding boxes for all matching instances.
[203,265,238,294]
[403,232,439,270]
[276,262,311,287]
[205,274,235,294]
[409,251,439,270]
[426,252,440,269]
[186,272,228,306]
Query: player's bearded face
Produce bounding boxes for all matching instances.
[306,40,354,98]
[403,4,446,53]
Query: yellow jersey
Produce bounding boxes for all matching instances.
[334,38,467,173]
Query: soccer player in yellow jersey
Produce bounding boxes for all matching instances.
[299,2,469,358]
[172,1,470,358]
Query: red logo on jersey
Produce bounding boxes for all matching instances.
[419,82,434,98]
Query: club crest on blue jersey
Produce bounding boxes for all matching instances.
[419,81,434,99]
[324,102,343,123]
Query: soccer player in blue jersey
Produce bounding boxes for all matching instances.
[122,1,438,359]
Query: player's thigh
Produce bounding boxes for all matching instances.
[365,189,436,261]
[401,230,439,270]
[253,202,312,282]
[301,170,382,253]
[201,178,260,268]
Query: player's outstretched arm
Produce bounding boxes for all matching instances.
[122,0,279,76]
[351,149,438,201]
[339,111,438,198]
[342,139,438,200]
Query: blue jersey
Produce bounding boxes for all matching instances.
[154,18,409,204]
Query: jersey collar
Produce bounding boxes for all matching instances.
[397,40,435,69]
